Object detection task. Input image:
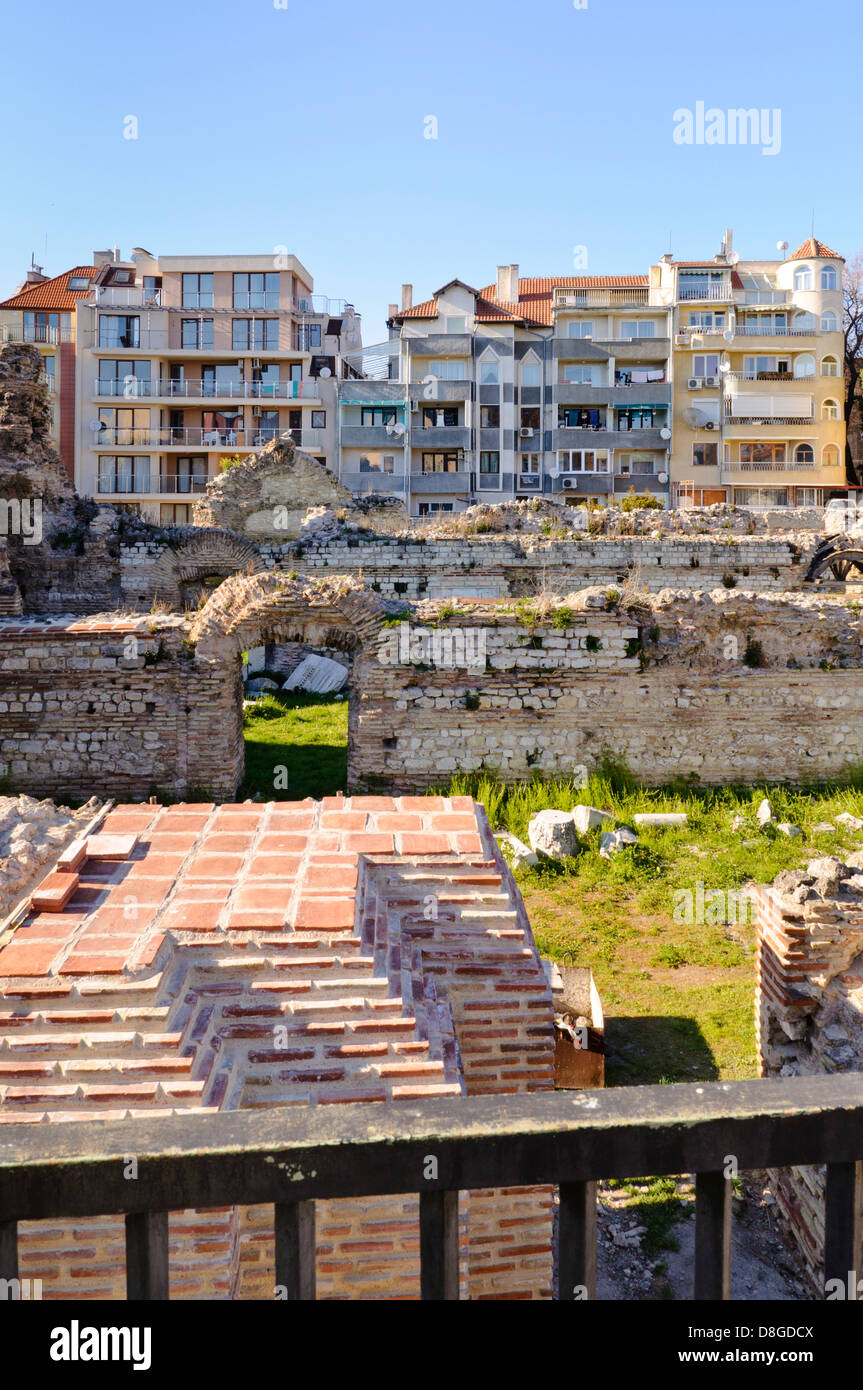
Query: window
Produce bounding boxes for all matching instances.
[794,444,815,464]
[426,360,467,380]
[733,487,790,507]
[620,321,655,339]
[98,359,151,396]
[233,272,279,310]
[297,323,322,350]
[520,407,540,429]
[422,407,458,427]
[688,312,726,329]
[794,354,815,378]
[559,407,604,428]
[181,318,214,349]
[617,408,654,431]
[67,275,90,291]
[521,361,541,386]
[629,458,655,474]
[97,455,151,494]
[557,450,609,473]
[562,364,599,385]
[693,442,718,467]
[418,502,454,515]
[161,504,192,525]
[821,355,839,377]
[421,452,460,473]
[168,457,208,494]
[480,405,500,428]
[794,312,816,332]
[311,410,326,429]
[255,410,280,442]
[232,319,278,351]
[43,355,55,388]
[182,273,214,309]
[822,399,840,421]
[97,407,149,444]
[361,407,398,426]
[794,267,813,291]
[820,311,838,332]
[201,363,241,396]
[112,270,131,285]
[821,267,838,290]
[692,355,719,379]
[823,444,841,467]
[479,358,499,384]
[479,451,500,473]
[99,315,140,349]
[740,442,786,463]
[567,321,595,339]
[444,316,466,333]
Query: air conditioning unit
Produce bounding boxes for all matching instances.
[687,378,703,390]
[520,427,534,438]
[519,474,540,489]
[561,477,578,490]
[704,420,716,430]
[675,333,689,345]
[703,376,719,388]
[252,406,262,418]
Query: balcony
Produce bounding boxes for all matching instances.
[341,425,405,448]
[342,472,408,494]
[1,1075,861,1301]
[553,383,670,408]
[553,287,650,310]
[93,378,317,401]
[1,323,72,345]
[88,287,163,308]
[677,282,733,302]
[726,392,814,424]
[403,334,472,357]
[410,426,471,449]
[553,472,613,495]
[92,427,300,450]
[409,468,473,494]
[232,293,280,311]
[85,473,209,496]
[409,379,472,401]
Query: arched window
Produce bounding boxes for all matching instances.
[823,444,841,467]
[794,354,815,378]
[794,267,813,291]
[794,443,814,464]
[520,354,541,387]
[794,311,816,332]
[820,311,838,332]
[821,355,839,377]
[822,399,840,421]
[821,266,838,290]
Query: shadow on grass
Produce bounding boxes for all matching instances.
[604,1014,719,1088]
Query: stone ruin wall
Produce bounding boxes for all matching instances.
[3,582,863,802]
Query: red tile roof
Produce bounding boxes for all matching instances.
[790,238,843,262]
[396,274,649,328]
[0,265,96,312]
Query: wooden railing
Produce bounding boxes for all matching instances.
[1,1074,861,1300]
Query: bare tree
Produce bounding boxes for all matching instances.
[843,253,863,485]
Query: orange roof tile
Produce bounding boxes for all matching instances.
[0,265,96,312]
[790,238,843,262]
[395,274,649,329]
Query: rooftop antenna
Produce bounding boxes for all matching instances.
[777,240,789,260]
[811,208,815,238]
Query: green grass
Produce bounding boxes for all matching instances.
[240,692,348,801]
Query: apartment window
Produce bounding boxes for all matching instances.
[67,275,89,291]
[97,455,151,494]
[479,359,500,384]
[422,407,458,427]
[559,407,603,428]
[794,354,816,378]
[617,408,654,431]
[562,364,599,385]
[797,488,822,505]
[691,355,719,379]
[688,312,725,328]
[795,444,815,464]
[98,359,151,396]
[444,316,466,333]
[567,322,594,338]
[358,454,394,474]
[620,321,655,339]
[169,457,208,494]
[733,487,789,506]
[427,359,467,380]
[361,407,398,426]
[255,410,280,443]
[557,450,609,473]
[740,442,786,463]
[97,407,149,445]
[296,323,322,350]
[821,311,838,332]
[252,363,281,394]
[480,406,500,428]
[521,362,541,386]
[182,273,214,308]
[43,355,55,389]
[821,267,838,290]
[821,355,839,377]
[311,410,326,429]
[201,364,240,396]
[232,319,278,351]
[629,458,655,474]
[233,272,279,310]
[422,452,460,473]
[795,267,815,291]
[521,407,540,429]
[161,504,192,525]
[823,444,841,467]
[99,315,140,349]
[418,503,454,515]
[182,318,214,349]
[822,399,840,421]
[693,443,718,467]
[479,451,500,474]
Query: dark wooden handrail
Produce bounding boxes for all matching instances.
[1,1075,862,1300]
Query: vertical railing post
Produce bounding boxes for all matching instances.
[694,1171,732,1299]
[558,1181,597,1301]
[274,1200,316,1301]
[825,1160,863,1298]
[125,1211,169,1300]
[419,1190,459,1300]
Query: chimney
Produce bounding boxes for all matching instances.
[401,283,412,311]
[113,244,121,263]
[25,259,47,284]
[496,264,519,302]
[717,228,733,262]
[388,303,399,320]
[93,250,115,267]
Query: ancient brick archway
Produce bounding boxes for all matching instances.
[149,527,269,606]
[190,570,389,795]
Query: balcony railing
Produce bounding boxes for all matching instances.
[88,287,163,307]
[729,460,820,473]
[0,1076,861,1301]
[93,427,288,449]
[232,293,280,311]
[94,378,315,400]
[678,283,733,301]
[1,324,72,345]
[553,288,650,310]
[88,473,209,495]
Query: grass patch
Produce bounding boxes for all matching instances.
[240,692,348,801]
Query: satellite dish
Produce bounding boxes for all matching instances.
[659,427,671,440]
[393,422,405,436]
[723,328,734,342]
[319,367,332,378]
[658,471,668,484]
[89,420,104,431]
[682,407,704,427]
[777,240,789,252]
[729,251,739,265]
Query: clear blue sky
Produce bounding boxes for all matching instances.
[1,0,860,342]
